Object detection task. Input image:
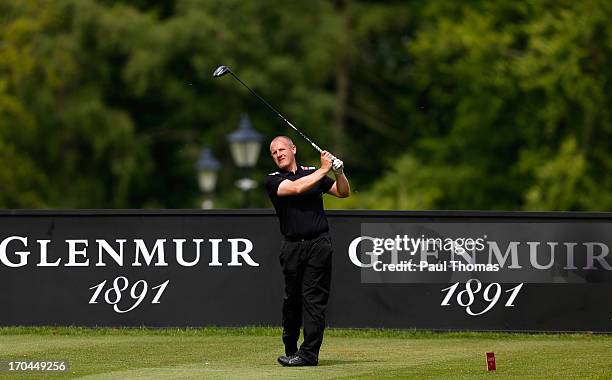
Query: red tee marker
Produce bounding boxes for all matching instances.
[486,352,496,371]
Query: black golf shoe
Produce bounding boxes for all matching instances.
[277,355,290,366]
[277,354,317,367]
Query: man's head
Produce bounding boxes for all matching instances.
[270,136,297,171]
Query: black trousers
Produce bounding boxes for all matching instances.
[279,233,332,363]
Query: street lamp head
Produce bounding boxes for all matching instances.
[227,114,263,168]
[196,147,220,193]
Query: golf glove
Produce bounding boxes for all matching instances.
[332,158,344,175]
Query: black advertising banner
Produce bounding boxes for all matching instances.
[1,210,611,332]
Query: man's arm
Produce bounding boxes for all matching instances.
[326,158,350,198]
[277,151,333,196]
[327,172,350,198]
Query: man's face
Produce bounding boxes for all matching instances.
[269,138,296,170]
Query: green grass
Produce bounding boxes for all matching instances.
[1,327,611,379]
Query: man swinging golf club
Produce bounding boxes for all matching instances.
[212,66,350,365]
[266,136,350,366]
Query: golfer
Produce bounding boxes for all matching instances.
[265,136,350,367]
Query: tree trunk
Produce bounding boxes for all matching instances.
[333,57,349,156]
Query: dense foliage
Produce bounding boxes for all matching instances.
[1,0,611,210]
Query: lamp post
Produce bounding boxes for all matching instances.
[227,114,263,208]
[196,146,220,209]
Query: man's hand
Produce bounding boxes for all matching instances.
[320,151,333,173]
[326,153,350,198]
[332,158,344,175]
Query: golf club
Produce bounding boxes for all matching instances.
[213,65,323,153]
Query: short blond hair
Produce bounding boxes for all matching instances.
[270,136,294,148]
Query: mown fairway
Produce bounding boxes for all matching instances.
[1,327,611,379]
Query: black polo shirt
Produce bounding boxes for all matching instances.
[266,164,335,240]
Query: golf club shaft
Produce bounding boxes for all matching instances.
[228,72,323,153]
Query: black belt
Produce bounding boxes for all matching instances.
[284,231,327,242]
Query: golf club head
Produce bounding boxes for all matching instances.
[213,65,231,78]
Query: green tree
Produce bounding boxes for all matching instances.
[2,0,612,211]
[0,0,144,207]
[352,0,612,211]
